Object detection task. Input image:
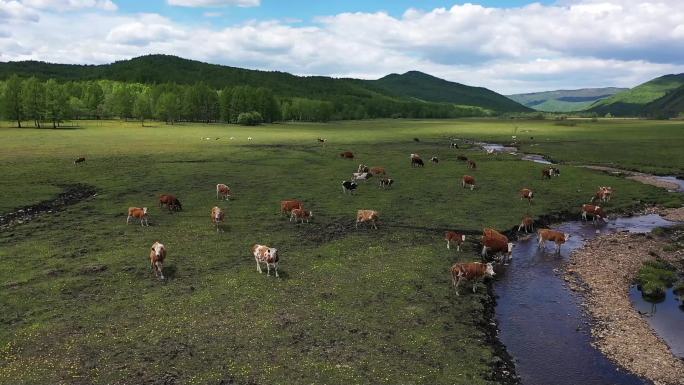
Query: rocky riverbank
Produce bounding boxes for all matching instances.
[565,229,684,385]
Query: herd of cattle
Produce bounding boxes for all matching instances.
[113,140,617,296]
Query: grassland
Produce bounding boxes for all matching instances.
[0,119,682,385]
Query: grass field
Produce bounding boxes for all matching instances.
[0,119,682,385]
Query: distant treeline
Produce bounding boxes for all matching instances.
[0,74,492,127]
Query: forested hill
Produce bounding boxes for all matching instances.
[587,73,684,116]
[0,55,529,113]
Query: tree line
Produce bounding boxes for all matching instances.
[0,74,490,127]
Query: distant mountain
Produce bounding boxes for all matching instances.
[0,55,530,114]
[373,71,532,112]
[642,84,684,118]
[587,74,684,116]
[507,88,627,112]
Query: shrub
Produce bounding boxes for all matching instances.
[636,260,678,301]
[236,111,263,126]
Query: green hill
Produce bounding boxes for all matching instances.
[507,88,626,112]
[587,74,684,116]
[0,55,529,114]
[643,84,684,118]
[372,71,531,112]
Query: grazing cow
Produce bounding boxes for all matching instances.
[248,137,253,141]
[537,229,570,253]
[518,215,534,233]
[211,206,225,232]
[457,155,468,161]
[450,143,459,149]
[481,228,513,262]
[290,208,313,223]
[552,167,561,176]
[280,200,304,216]
[216,184,231,200]
[542,167,555,179]
[369,166,386,176]
[410,153,424,167]
[430,156,439,164]
[74,157,86,164]
[450,262,495,295]
[357,164,370,173]
[379,178,394,189]
[159,194,182,211]
[342,180,358,194]
[317,138,327,143]
[591,186,613,203]
[127,207,149,227]
[340,151,354,159]
[356,209,379,229]
[467,160,477,169]
[520,188,534,204]
[352,172,373,182]
[252,244,279,277]
[445,231,466,251]
[582,204,609,224]
[149,242,166,280]
[462,175,476,190]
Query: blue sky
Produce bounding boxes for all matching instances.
[1,0,683,94]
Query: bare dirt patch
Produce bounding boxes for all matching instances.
[565,232,684,385]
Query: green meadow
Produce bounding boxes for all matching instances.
[0,119,682,385]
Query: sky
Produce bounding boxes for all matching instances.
[1,0,683,94]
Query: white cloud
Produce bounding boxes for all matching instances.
[22,0,117,11]
[167,0,259,7]
[2,0,684,93]
[203,11,222,17]
[0,0,39,21]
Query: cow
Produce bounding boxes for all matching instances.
[369,166,386,176]
[149,242,166,280]
[252,244,279,277]
[430,156,439,164]
[340,151,354,159]
[342,180,358,194]
[211,206,225,232]
[290,208,313,223]
[450,262,495,296]
[467,160,477,169]
[280,200,304,216]
[520,188,534,204]
[74,157,86,164]
[582,204,609,224]
[445,231,466,251]
[159,194,182,212]
[317,138,327,143]
[248,137,253,141]
[552,167,561,176]
[216,184,231,200]
[357,164,370,173]
[379,178,394,189]
[352,172,373,182]
[518,215,534,233]
[457,155,468,161]
[481,228,513,262]
[356,209,379,230]
[127,207,149,227]
[542,168,555,179]
[462,175,476,190]
[537,229,570,253]
[450,143,459,149]
[591,186,613,203]
[410,153,424,167]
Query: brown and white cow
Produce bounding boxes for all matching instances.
[582,204,609,224]
[379,178,394,189]
[450,262,495,295]
[520,188,534,204]
[467,160,477,169]
[159,194,182,211]
[357,164,370,173]
[542,167,555,179]
[481,228,514,262]
[127,207,149,226]
[356,209,379,230]
[369,166,386,176]
[211,206,225,232]
[445,231,466,251]
[216,184,231,200]
[252,244,279,277]
[410,153,424,167]
[518,215,534,233]
[352,172,373,182]
[340,151,354,159]
[591,186,613,203]
[462,175,476,190]
[280,199,304,216]
[537,229,570,253]
[149,242,166,280]
[290,208,313,223]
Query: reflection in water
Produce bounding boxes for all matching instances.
[629,287,684,358]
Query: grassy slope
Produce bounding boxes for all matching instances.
[507,88,626,112]
[643,84,684,117]
[588,74,684,116]
[0,119,682,385]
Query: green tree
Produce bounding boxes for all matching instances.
[44,79,68,128]
[236,111,263,126]
[83,82,104,119]
[111,84,134,121]
[156,92,180,124]
[133,92,152,126]
[2,75,24,127]
[22,77,45,128]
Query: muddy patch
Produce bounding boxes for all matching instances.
[566,231,684,385]
[0,184,97,229]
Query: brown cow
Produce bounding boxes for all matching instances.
[591,186,613,203]
[541,167,556,179]
[74,157,86,164]
[467,160,477,169]
[356,209,379,230]
[149,242,166,280]
[159,194,182,211]
[481,228,513,262]
[410,153,424,167]
[537,229,570,253]
[582,204,608,224]
[340,151,354,159]
[280,199,304,216]
[127,207,149,226]
[462,175,476,190]
[518,215,534,233]
[450,262,495,295]
[520,188,534,204]
[216,184,231,200]
[252,244,279,277]
[290,208,313,223]
[445,231,466,251]
[369,166,386,176]
[211,206,225,232]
